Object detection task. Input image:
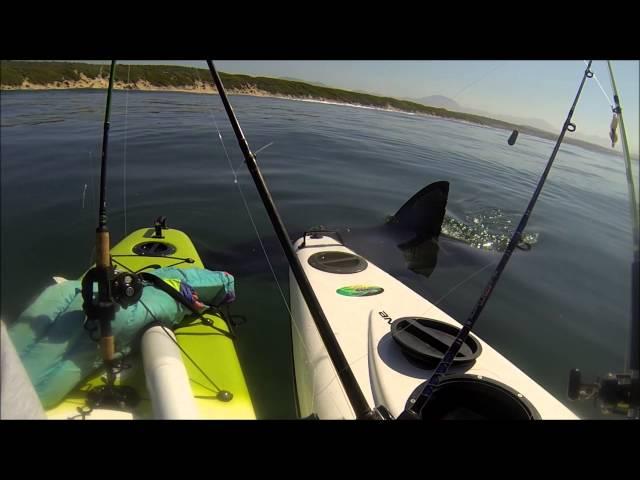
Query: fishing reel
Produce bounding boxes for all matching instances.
[111,270,144,308]
[81,266,144,347]
[80,266,145,412]
[568,368,639,418]
[82,267,144,314]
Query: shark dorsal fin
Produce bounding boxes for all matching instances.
[390,181,449,238]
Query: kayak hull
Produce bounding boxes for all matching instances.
[290,234,578,419]
[45,227,255,420]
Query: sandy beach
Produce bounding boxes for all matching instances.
[1,76,413,117]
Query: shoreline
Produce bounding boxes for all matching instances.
[0,79,422,117]
[1,81,623,158]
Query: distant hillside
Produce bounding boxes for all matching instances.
[0,61,619,157]
[279,76,329,87]
[414,95,461,111]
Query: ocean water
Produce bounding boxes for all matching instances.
[0,90,635,419]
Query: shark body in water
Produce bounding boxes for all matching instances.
[199,181,537,281]
[307,181,536,278]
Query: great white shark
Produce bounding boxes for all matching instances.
[306,181,535,278]
[197,181,536,284]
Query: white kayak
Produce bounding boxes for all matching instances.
[290,233,578,420]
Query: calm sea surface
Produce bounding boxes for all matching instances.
[1,90,635,419]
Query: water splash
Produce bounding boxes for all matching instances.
[441,208,539,251]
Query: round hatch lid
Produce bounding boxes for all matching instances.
[308,251,368,274]
[391,317,481,366]
[132,241,176,257]
[405,374,541,420]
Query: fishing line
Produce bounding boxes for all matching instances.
[87,77,115,266]
[139,299,223,394]
[433,260,498,306]
[206,100,293,318]
[254,142,274,156]
[85,105,106,267]
[208,108,314,357]
[448,62,508,102]
[233,142,274,176]
[584,60,614,108]
[123,64,131,236]
[82,184,87,209]
[199,78,321,405]
[206,60,377,418]
[87,143,100,268]
[347,258,496,375]
[400,61,596,419]
[89,151,97,211]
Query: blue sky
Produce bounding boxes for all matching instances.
[85,60,640,155]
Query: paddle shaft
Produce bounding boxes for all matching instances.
[404,61,595,417]
[205,60,376,419]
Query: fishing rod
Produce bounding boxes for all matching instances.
[80,60,141,408]
[568,61,639,418]
[607,60,639,377]
[399,61,596,420]
[83,60,117,379]
[205,60,386,420]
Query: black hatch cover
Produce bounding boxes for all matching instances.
[308,251,368,274]
[132,241,177,257]
[391,317,481,366]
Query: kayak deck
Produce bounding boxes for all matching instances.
[290,234,578,419]
[46,227,255,420]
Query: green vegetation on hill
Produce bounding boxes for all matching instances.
[0,61,617,156]
[0,61,210,87]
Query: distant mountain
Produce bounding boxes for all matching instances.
[572,132,614,150]
[410,94,618,153]
[413,95,461,111]
[462,108,611,149]
[461,108,558,133]
[412,96,558,133]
